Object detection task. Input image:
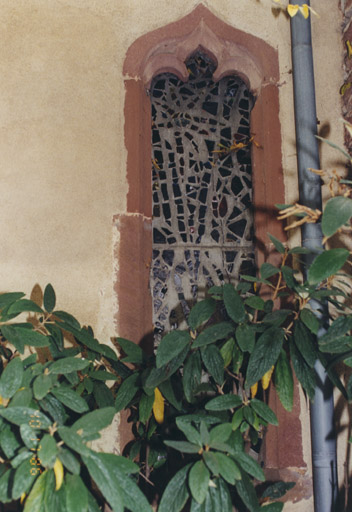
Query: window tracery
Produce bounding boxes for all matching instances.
[151,51,256,341]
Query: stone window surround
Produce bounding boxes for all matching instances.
[116,4,309,498]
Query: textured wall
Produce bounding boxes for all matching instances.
[0,0,343,332]
[0,1,344,510]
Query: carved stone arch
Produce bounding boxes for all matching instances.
[124,4,276,93]
[116,6,306,489]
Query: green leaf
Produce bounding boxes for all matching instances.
[209,479,232,512]
[288,246,312,255]
[234,451,265,481]
[115,373,139,412]
[192,322,233,348]
[245,327,284,388]
[243,406,255,426]
[209,423,232,445]
[102,454,139,475]
[235,470,259,512]
[268,233,285,254]
[250,399,278,426]
[183,351,202,403]
[220,337,235,367]
[33,374,55,401]
[190,478,232,512]
[58,447,81,475]
[189,460,210,504]
[201,345,224,385]
[158,464,191,512]
[0,424,21,457]
[7,299,43,315]
[1,325,49,353]
[94,343,118,361]
[244,296,266,310]
[290,342,316,401]
[262,481,295,499]
[231,408,244,430]
[0,407,52,428]
[322,196,352,237]
[320,335,352,353]
[236,324,255,352]
[202,452,220,476]
[23,469,50,512]
[46,323,64,354]
[300,308,320,335]
[223,284,246,324]
[319,316,352,346]
[43,284,56,313]
[11,450,32,469]
[263,309,291,327]
[39,433,58,468]
[164,440,200,453]
[176,418,202,446]
[93,454,151,512]
[0,469,12,503]
[232,344,244,375]
[200,421,210,446]
[46,475,66,511]
[23,353,38,368]
[54,310,81,330]
[274,349,294,412]
[66,474,88,512]
[308,248,350,284]
[81,453,122,512]
[87,490,104,512]
[20,424,40,449]
[188,299,216,330]
[156,331,191,368]
[293,320,317,368]
[49,357,90,375]
[0,357,23,398]
[39,394,68,425]
[214,452,241,484]
[260,263,280,280]
[12,457,37,499]
[0,292,25,310]
[139,393,154,424]
[205,394,242,411]
[93,381,114,408]
[117,338,145,364]
[145,346,188,388]
[57,426,91,457]
[159,379,182,411]
[51,386,89,413]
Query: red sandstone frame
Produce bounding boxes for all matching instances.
[115,5,308,498]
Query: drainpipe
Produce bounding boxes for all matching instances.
[289,1,338,511]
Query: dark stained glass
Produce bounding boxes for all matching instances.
[150,51,255,342]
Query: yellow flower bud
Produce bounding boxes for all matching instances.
[53,458,64,491]
[152,387,164,424]
[261,365,275,391]
[250,382,258,399]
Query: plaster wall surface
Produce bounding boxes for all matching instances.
[0,1,345,510]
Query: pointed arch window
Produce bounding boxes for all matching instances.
[150,51,256,340]
[118,9,307,479]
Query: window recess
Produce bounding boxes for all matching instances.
[151,51,256,342]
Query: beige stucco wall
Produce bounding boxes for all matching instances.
[0,1,346,510]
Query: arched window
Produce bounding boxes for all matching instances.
[151,51,256,341]
[118,8,306,490]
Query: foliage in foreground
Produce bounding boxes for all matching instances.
[0,149,352,511]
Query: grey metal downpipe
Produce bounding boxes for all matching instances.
[289,1,339,510]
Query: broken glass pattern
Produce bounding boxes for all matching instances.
[151,52,255,342]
